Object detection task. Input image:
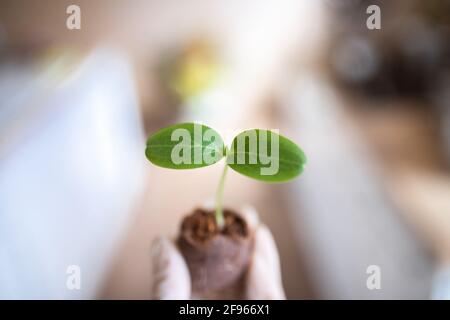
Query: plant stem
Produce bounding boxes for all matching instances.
[215,163,228,229]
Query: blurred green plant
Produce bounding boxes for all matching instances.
[167,39,221,101]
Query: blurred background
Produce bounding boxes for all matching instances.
[0,0,449,299]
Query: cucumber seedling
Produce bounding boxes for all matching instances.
[145,122,307,292]
[145,122,307,228]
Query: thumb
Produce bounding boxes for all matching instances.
[151,237,191,299]
[245,223,286,299]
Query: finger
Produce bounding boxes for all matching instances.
[199,198,216,212]
[246,225,286,300]
[239,205,260,230]
[151,236,191,299]
[253,226,282,278]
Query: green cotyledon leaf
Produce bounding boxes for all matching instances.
[145,122,225,169]
[226,129,307,182]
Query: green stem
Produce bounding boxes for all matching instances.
[215,163,228,229]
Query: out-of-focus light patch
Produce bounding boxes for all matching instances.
[87,88,120,187]
[226,0,324,74]
[177,0,327,130]
[35,47,85,89]
[168,39,221,101]
[224,0,326,117]
[332,36,380,83]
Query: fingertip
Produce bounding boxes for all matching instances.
[151,236,191,299]
[254,225,279,264]
[240,205,260,230]
[246,254,286,300]
[250,225,285,294]
[200,198,216,211]
[151,236,169,261]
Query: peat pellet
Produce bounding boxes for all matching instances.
[177,208,253,293]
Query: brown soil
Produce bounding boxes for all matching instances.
[180,208,248,243]
[177,208,253,293]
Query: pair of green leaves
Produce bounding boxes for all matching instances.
[145,123,306,182]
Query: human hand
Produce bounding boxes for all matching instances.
[150,206,286,299]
